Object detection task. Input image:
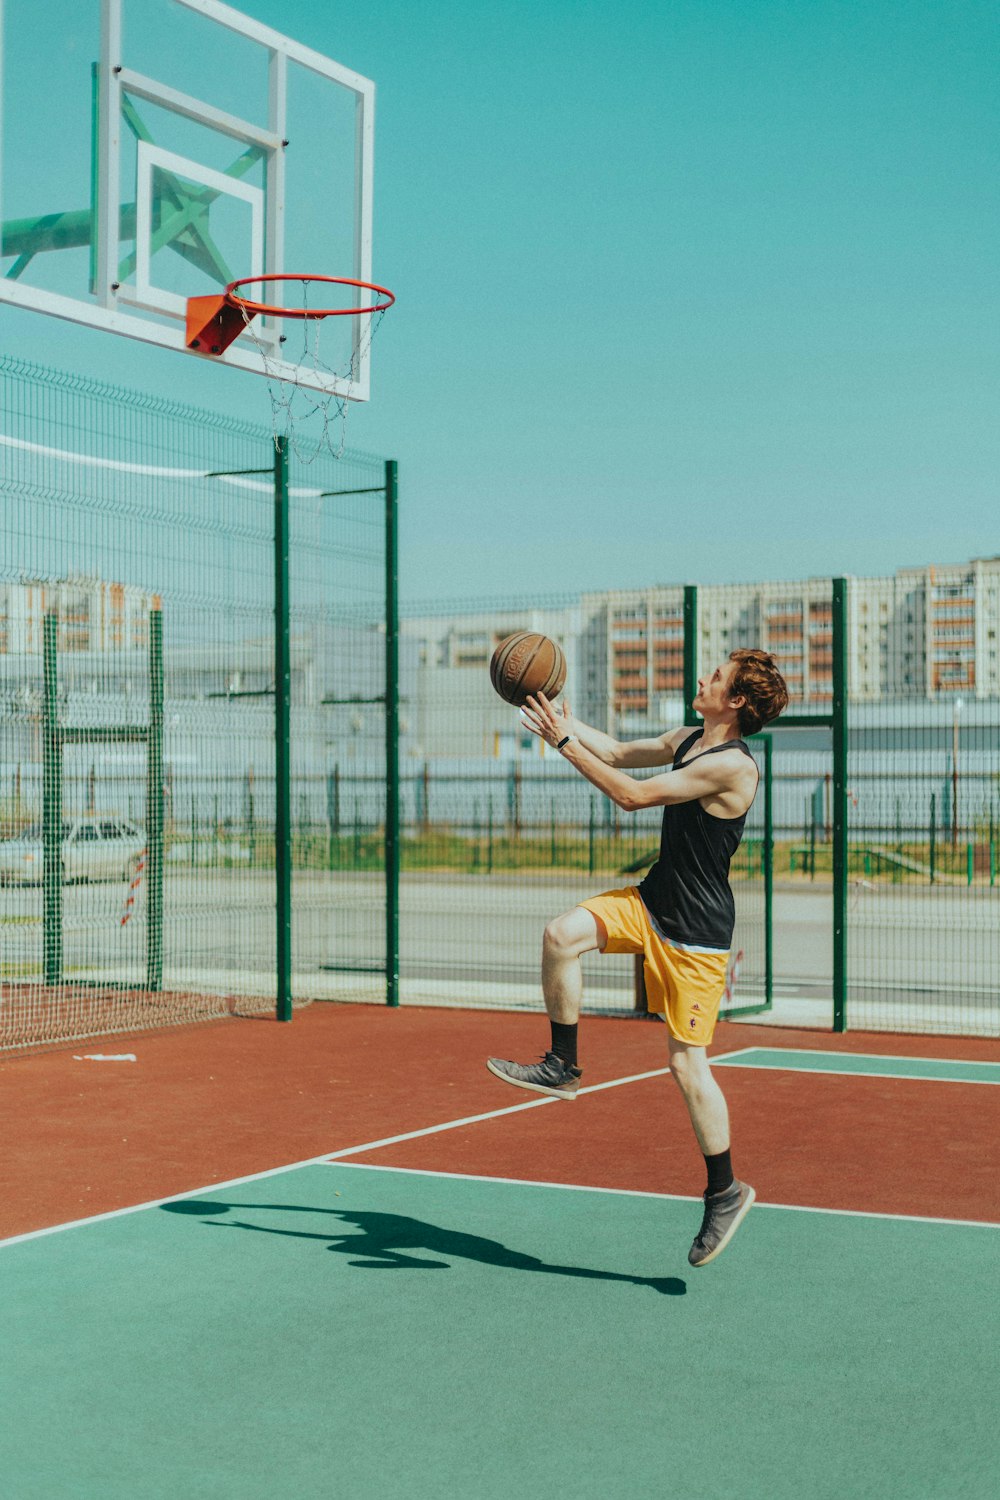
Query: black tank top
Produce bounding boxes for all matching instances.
[637,730,757,950]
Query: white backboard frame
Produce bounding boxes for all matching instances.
[0,0,378,400]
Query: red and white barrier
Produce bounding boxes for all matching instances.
[120,848,147,927]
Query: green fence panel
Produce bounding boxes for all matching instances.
[0,357,390,1053]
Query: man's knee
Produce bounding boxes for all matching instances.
[543,908,600,959]
[668,1043,709,1095]
[668,1049,690,1090]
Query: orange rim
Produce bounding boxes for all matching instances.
[225,274,395,320]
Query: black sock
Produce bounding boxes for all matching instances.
[704,1149,734,1197]
[550,1021,578,1068]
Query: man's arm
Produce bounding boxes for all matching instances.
[523,694,755,816]
[559,741,751,815]
[536,701,684,768]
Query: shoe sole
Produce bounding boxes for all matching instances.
[485,1058,579,1100]
[690,1185,756,1267]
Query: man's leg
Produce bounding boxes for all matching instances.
[541,906,604,1023]
[668,1035,755,1266]
[486,906,604,1100]
[666,1035,731,1156]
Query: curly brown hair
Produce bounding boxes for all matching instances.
[728,650,789,736]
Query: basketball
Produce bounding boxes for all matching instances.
[490,632,567,707]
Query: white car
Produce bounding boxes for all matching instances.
[0,817,145,885]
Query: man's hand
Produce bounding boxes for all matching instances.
[521,692,572,748]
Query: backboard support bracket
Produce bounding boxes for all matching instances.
[185,293,250,354]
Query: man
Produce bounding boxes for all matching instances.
[486,649,788,1267]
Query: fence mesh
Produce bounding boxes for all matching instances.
[0,357,387,1053]
[377,752,771,1016]
[845,574,999,1034]
[400,579,999,1035]
[4,362,998,1048]
[391,599,771,1016]
[692,576,1000,1035]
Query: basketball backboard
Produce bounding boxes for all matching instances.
[0,0,378,399]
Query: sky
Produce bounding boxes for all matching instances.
[3,0,999,607]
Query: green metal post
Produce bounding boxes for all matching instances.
[43,613,62,986]
[274,437,293,1022]
[146,607,164,992]
[832,577,849,1032]
[763,733,774,1012]
[683,584,699,726]
[929,793,936,885]
[247,767,256,869]
[967,842,974,886]
[89,63,100,295]
[385,460,400,1007]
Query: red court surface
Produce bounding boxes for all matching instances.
[3,1003,1000,1240]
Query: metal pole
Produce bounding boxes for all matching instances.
[929,792,936,886]
[274,436,293,1022]
[683,584,698,726]
[385,459,400,1007]
[43,613,62,987]
[832,577,849,1032]
[763,733,774,1013]
[146,607,164,992]
[951,703,960,848]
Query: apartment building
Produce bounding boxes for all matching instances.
[0,577,160,656]
[407,559,1000,746]
[401,605,586,758]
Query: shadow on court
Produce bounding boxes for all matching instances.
[162,1199,686,1295]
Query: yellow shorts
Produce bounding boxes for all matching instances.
[579,886,729,1047]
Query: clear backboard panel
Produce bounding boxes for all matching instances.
[0,0,377,398]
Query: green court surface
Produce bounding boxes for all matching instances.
[714,1047,1000,1084]
[3,1164,998,1500]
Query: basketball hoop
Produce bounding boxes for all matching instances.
[185,274,395,462]
[225,274,396,321]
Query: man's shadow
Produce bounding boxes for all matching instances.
[162,1199,686,1296]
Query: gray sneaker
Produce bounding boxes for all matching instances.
[688,1180,756,1266]
[486,1051,582,1100]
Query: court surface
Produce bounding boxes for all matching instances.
[3,1007,999,1499]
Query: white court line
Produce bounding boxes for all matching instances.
[0,1150,342,1250]
[706,1046,760,1064]
[286,1064,680,1164]
[8,1045,992,1250]
[329,1162,1000,1231]
[0,1062,679,1250]
[742,1046,1000,1066]
[714,1048,1000,1086]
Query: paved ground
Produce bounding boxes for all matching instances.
[2,871,997,1031]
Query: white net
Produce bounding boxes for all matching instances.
[235,279,388,462]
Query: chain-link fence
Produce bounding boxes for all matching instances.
[4,360,997,1049]
[1,357,388,1051]
[396,579,998,1035]
[370,744,771,1019]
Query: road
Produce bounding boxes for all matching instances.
[2,871,997,1030]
